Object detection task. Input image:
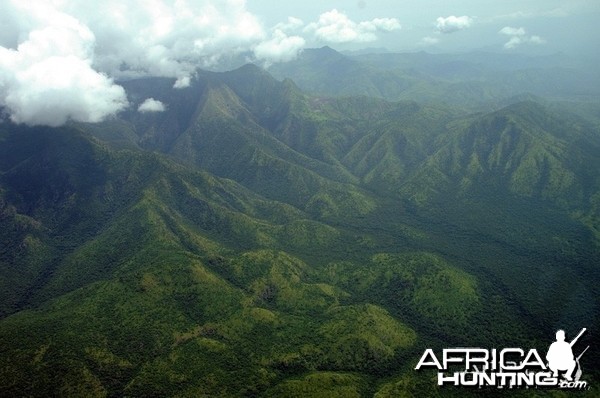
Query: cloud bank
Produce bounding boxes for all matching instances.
[0,1,403,127]
[0,0,278,126]
[0,1,127,126]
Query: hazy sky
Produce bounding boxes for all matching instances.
[0,0,598,127]
[246,0,599,54]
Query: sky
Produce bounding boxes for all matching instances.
[0,0,598,127]
[245,0,600,55]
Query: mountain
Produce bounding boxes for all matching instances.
[268,47,600,109]
[1,62,599,396]
[268,47,426,102]
[0,124,438,397]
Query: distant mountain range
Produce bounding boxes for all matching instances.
[1,53,598,396]
[269,46,600,109]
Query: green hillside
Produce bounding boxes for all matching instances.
[0,62,598,396]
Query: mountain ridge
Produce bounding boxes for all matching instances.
[268,47,600,108]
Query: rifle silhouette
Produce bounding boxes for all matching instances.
[570,328,586,347]
[573,345,589,382]
[576,345,589,360]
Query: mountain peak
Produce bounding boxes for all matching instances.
[317,45,337,53]
[232,62,265,75]
[222,62,277,85]
[286,46,349,65]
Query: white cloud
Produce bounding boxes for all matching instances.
[503,36,523,49]
[254,29,305,64]
[61,0,266,78]
[499,26,525,36]
[435,15,473,34]
[0,1,127,126]
[363,18,402,32]
[173,76,191,89]
[0,2,410,126]
[305,9,400,43]
[490,7,569,22]
[274,17,304,33]
[0,0,317,126]
[421,36,440,46]
[138,98,166,113]
[529,35,546,45]
[499,26,545,49]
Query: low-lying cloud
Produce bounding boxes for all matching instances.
[499,26,545,49]
[254,29,305,64]
[0,1,403,127]
[0,1,127,126]
[138,98,166,113]
[0,0,266,126]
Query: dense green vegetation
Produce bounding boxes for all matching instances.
[0,56,598,396]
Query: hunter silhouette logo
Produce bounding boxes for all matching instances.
[546,328,588,382]
[415,327,590,390]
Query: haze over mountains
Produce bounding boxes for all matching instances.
[1,46,599,396]
[268,46,600,108]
